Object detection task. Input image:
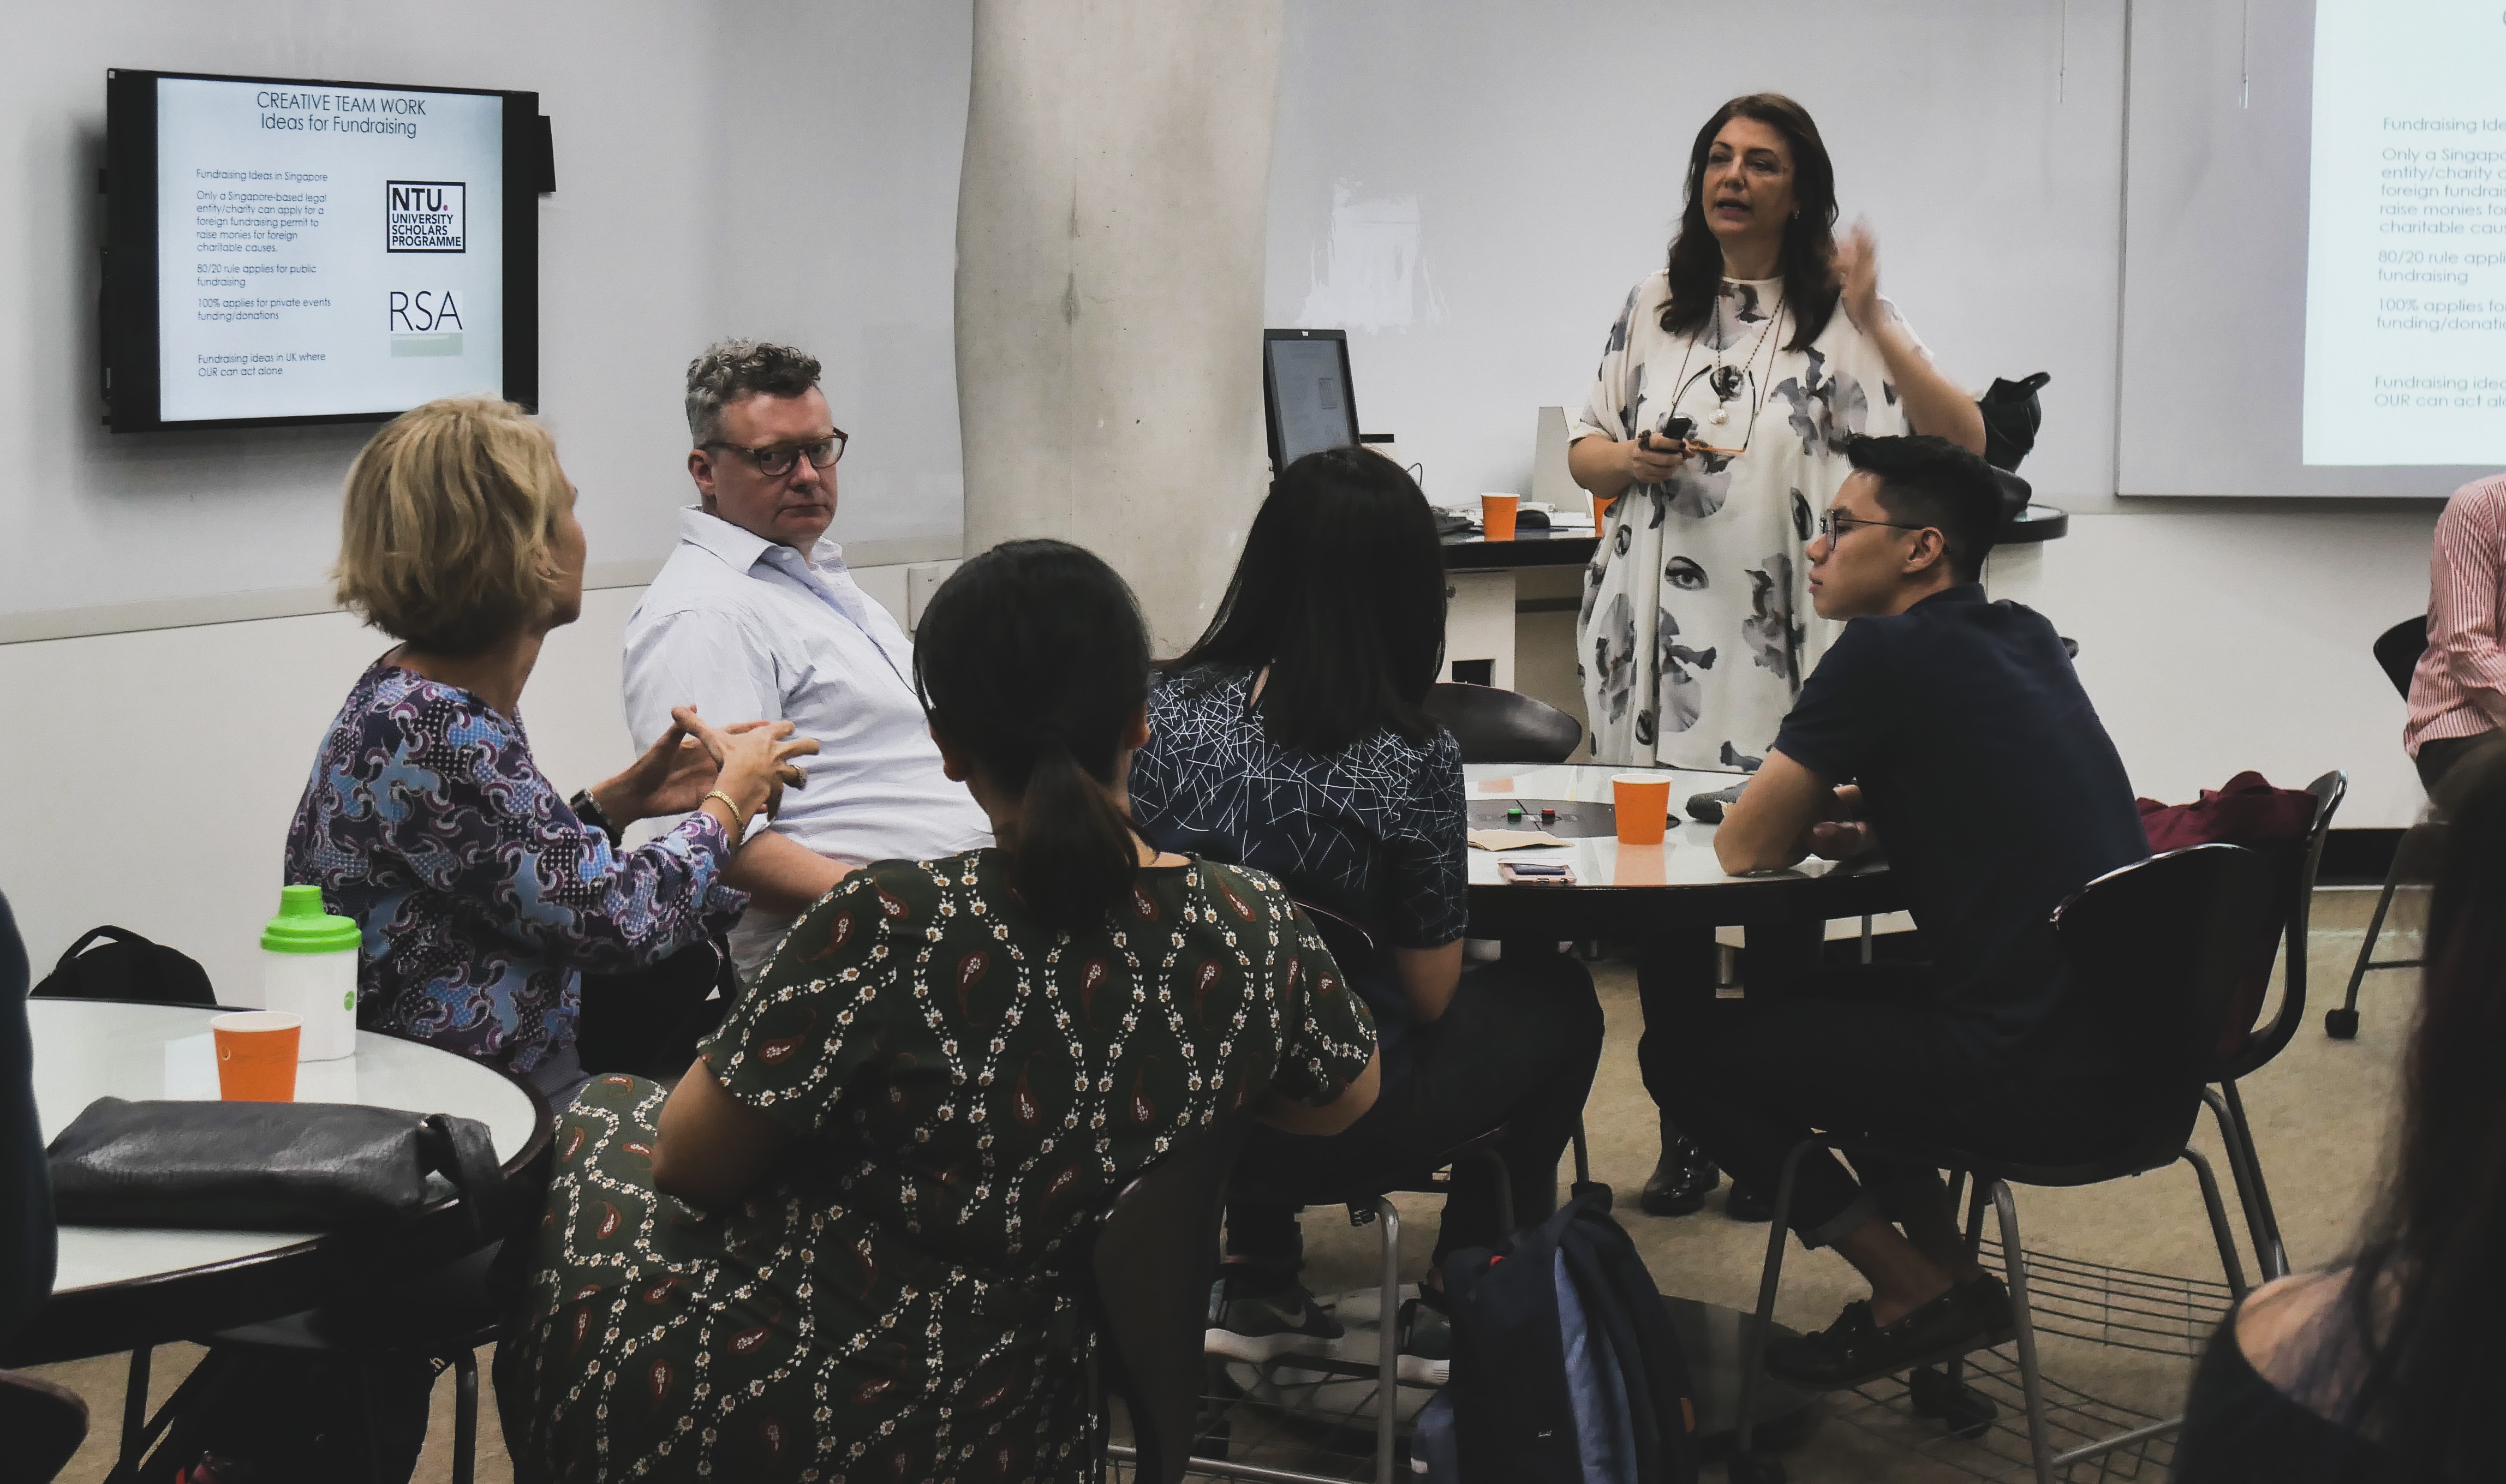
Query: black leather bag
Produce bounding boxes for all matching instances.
[32,925,216,1007]
[46,1097,499,1232]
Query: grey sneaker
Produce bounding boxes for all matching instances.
[1206,1263,1345,1361]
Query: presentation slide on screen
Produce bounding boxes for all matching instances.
[157,76,503,423]
[2305,2,2506,465]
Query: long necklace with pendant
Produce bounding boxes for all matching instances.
[1705,287,1784,430]
[1662,282,1787,457]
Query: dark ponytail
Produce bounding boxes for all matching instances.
[912,540,1151,934]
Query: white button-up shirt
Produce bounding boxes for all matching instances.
[624,507,992,978]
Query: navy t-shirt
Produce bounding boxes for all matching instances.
[1771,584,2149,1067]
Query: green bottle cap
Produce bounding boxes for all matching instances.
[261,884,361,954]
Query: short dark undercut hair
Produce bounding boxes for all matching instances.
[1843,434,2004,584]
[684,339,822,446]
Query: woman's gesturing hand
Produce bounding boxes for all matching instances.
[1831,219,1883,335]
[672,706,818,824]
[594,721,729,824]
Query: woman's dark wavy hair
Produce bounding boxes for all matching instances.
[1661,93,1840,354]
[2323,744,2506,1475]
[913,540,1151,935]
[1165,446,1446,755]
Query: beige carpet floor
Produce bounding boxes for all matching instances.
[31,887,2420,1483]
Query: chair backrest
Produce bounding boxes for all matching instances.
[1421,683,1582,764]
[2052,843,2280,1086]
[1289,897,1381,980]
[1083,1118,1251,1484]
[2222,770,2347,1080]
[0,1369,88,1484]
[2374,615,2429,700]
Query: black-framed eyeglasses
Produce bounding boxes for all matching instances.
[1816,510,1926,542]
[701,429,848,478]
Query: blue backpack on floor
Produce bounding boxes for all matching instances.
[1421,1185,1698,1484]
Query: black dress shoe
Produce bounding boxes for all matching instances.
[1765,1277,2016,1391]
[1639,1133,1719,1216]
[1724,1182,1774,1223]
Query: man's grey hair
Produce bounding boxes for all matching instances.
[684,339,823,445]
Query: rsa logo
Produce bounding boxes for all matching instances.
[388,290,465,332]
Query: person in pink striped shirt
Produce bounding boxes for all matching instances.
[2406,471,2506,793]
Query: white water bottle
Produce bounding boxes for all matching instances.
[260,885,361,1061]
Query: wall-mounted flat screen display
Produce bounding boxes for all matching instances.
[103,69,539,432]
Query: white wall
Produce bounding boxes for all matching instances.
[0,0,970,636]
[0,0,972,987]
[1267,0,2443,825]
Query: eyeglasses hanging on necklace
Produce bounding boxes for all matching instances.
[1661,283,1788,459]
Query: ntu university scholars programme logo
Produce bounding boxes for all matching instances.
[386,180,466,357]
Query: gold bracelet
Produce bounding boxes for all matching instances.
[701,789,749,833]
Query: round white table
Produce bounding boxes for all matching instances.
[1461,763,1901,938]
[5,1000,552,1367]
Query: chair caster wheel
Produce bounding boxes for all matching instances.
[2325,1008,2360,1040]
[1727,1450,1786,1484]
[1908,1365,1997,1440]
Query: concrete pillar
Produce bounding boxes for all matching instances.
[954,0,1282,651]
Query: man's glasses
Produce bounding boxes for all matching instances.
[1816,510,1926,542]
[702,429,848,478]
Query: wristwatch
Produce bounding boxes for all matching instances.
[569,788,625,849]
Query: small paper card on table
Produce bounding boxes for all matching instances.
[1468,827,1565,851]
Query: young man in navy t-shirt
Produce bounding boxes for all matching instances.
[1670,434,2150,1389]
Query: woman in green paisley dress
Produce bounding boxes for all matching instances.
[499,540,1382,1483]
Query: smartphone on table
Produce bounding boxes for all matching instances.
[1499,860,1578,887]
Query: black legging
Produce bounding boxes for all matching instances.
[1226,948,1604,1269]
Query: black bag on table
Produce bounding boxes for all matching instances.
[46,1097,500,1232]
[1979,372,2051,473]
[49,1100,510,1484]
[32,925,216,1007]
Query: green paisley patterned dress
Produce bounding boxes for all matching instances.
[498,850,1377,1483]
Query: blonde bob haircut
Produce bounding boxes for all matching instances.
[333,397,569,657]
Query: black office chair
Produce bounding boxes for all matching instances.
[2328,615,2437,1039]
[1200,899,1570,1484]
[0,1369,87,1484]
[2373,613,2430,695]
[2200,770,2344,1280]
[1725,845,2279,1484]
[120,1243,510,1484]
[1421,683,1581,764]
[1085,1121,1253,1484]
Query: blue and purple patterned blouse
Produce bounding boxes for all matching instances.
[283,656,748,1074]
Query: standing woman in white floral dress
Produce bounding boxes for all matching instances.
[1571,93,1985,771]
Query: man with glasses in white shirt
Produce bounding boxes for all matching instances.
[623,340,992,982]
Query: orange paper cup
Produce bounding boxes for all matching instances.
[1481,493,1519,543]
[1612,773,1672,847]
[213,1011,302,1102]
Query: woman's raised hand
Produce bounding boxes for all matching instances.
[672,706,819,824]
[1831,219,1882,334]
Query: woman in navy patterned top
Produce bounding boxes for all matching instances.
[1132,446,1604,1365]
[285,398,816,1100]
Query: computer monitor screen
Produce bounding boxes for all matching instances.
[1263,330,1359,468]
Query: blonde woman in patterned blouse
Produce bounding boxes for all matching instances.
[499,540,1381,1483]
